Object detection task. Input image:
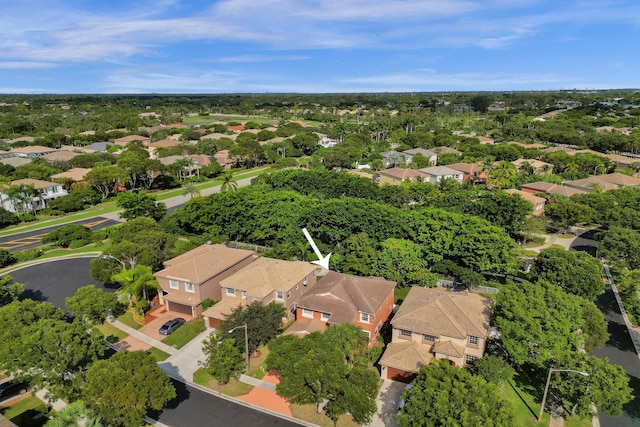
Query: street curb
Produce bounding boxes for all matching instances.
[0,254,101,276]
[608,282,640,361]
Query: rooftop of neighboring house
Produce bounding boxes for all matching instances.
[11,145,57,154]
[219,257,318,297]
[604,153,637,165]
[148,139,183,148]
[511,158,554,170]
[113,135,151,146]
[296,271,396,323]
[565,177,620,192]
[50,167,91,182]
[9,178,61,189]
[227,124,245,132]
[41,150,82,162]
[402,148,436,157]
[156,244,257,284]
[433,146,462,155]
[0,157,31,167]
[521,181,587,197]
[213,149,234,164]
[594,172,640,186]
[8,136,36,143]
[446,162,482,174]
[378,167,427,181]
[185,154,212,166]
[418,166,463,176]
[201,132,236,140]
[391,286,492,340]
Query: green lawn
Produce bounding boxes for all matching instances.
[117,311,143,330]
[161,318,206,349]
[0,396,50,427]
[193,368,253,396]
[94,322,128,342]
[147,347,171,362]
[394,287,411,304]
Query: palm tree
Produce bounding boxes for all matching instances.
[220,171,237,192]
[111,264,159,305]
[181,182,201,200]
[488,161,517,189]
[45,402,104,427]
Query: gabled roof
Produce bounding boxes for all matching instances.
[504,189,546,205]
[202,298,246,321]
[0,157,31,167]
[296,272,395,324]
[392,286,492,340]
[446,162,482,174]
[433,340,465,357]
[41,150,82,162]
[511,158,553,170]
[378,167,427,181]
[219,257,318,298]
[148,139,183,148]
[418,166,463,176]
[565,177,620,191]
[521,182,587,197]
[506,141,547,149]
[595,172,640,186]
[379,341,434,373]
[156,244,256,284]
[10,178,60,189]
[11,145,56,154]
[51,167,91,182]
[402,148,436,157]
[433,146,462,155]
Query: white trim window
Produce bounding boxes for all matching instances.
[465,355,477,364]
[423,334,436,342]
[302,308,313,319]
[226,288,235,296]
[360,312,370,323]
[320,312,330,321]
[468,335,479,345]
[400,329,412,338]
[169,279,179,290]
[185,282,195,293]
[363,330,371,341]
[276,291,284,301]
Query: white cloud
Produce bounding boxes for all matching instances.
[0,61,57,69]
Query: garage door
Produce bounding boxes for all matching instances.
[386,367,416,383]
[167,301,193,316]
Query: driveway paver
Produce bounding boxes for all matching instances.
[369,379,404,427]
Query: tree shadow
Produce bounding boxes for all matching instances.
[507,380,537,419]
[147,378,190,419]
[621,374,640,420]
[19,289,46,302]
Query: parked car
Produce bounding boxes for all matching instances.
[397,383,413,412]
[158,318,186,335]
[0,380,28,401]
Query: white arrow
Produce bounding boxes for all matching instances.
[301,228,331,270]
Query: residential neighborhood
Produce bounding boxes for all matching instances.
[0,91,639,427]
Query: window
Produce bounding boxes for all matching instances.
[286,291,291,299]
[360,312,370,323]
[423,334,436,342]
[465,355,477,364]
[363,330,371,341]
[468,336,479,345]
[400,329,412,338]
[185,282,195,293]
[321,312,330,321]
[226,288,235,296]
[295,284,299,290]
[303,278,308,286]
[169,279,179,290]
[276,291,284,301]
[241,291,247,300]
[302,308,313,319]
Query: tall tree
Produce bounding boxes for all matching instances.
[0,274,24,305]
[65,285,124,325]
[111,264,159,305]
[83,351,176,427]
[201,330,245,384]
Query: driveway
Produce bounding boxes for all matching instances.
[369,379,404,427]
[139,308,192,343]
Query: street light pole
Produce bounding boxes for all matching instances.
[228,323,249,373]
[538,368,589,423]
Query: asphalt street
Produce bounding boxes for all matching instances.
[151,379,302,427]
[0,217,120,252]
[9,257,110,309]
[590,288,640,427]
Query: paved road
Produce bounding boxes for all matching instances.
[9,257,110,309]
[591,288,640,426]
[0,217,120,252]
[150,379,302,427]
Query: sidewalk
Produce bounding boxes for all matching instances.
[107,318,178,356]
[158,329,210,382]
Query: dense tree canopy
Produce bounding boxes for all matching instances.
[397,359,515,427]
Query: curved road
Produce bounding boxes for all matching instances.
[8,257,302,427]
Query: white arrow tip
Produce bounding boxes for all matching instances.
[311,253,331,271]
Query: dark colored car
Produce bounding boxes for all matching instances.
[158,318,186,335]
[0,380,28,400]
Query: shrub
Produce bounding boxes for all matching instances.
[0,249,16,268]
[41,224,93,248]
[14,248,43,263]
[202,298,217,311]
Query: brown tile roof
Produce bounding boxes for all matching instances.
[214,149,234,165]
[511,158,553,170]
[433,146,462,155]
[202,298,246,321]
[185,154,212,166]
[51,167,91,182]
[10,178,60,189]
[11,145,56,154]
[446,162,482,174]
[595,173,640,186]
[378,167,427,181]
[156,244,256,284]
[379,341,434,373]
[296,272,396,324]
[113,135,151,146]
[521,182,587,196]
[392,287,492,340]
[403,148,436,157]
[565,178,620,191]
[433,340,465,357]
[283,318,328,338]
[605,153,636,165]
[220,257,318,298]
[41,150,82,162]
[506,141,547,149]
[148,139,183,148]
[504,189,546,205]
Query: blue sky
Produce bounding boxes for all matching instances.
[1,0,639,94]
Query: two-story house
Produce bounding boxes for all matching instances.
[504,189,546,216]
[0,179,68,213]
[154,244,257,318]
[203,257,319,329]
[379,286,492,381]
[418,166,464,184]
[286,272,396,347]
